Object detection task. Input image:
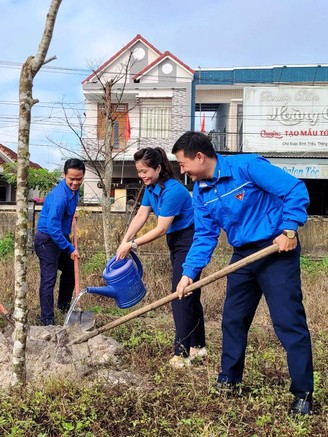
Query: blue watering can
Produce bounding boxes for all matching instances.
[87,251,146,309]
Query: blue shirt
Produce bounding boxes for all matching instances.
[183,153,309,279]
[37,179,79,253]
[141,178,194,234]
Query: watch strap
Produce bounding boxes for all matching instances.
[131,239,138,250]
[282,230,297,239]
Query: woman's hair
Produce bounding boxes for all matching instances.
[134,147,179,187]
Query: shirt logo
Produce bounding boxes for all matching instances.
[235,190,245,201]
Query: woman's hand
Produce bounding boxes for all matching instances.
[116,242,132,260]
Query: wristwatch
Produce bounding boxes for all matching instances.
[282,230,297,239]
[131,239,138,250]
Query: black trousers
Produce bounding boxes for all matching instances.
[34,231,75,323]
[167,226,206,357]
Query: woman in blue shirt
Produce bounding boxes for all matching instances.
[116,147,206,368]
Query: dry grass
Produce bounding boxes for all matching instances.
[1,220,328,435]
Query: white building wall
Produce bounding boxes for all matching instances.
[82,37,193,205]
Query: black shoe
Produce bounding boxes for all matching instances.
[212,376,242,396]
[41,318,55,326]
[290,396,313,415]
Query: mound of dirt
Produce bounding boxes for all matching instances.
[0,324,135,389]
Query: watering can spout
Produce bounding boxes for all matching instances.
[86,252,146,309]
[86,285,114,296]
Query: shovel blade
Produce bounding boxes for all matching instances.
[65,310,95,331]
[65,310,82,326]
[80,311,96,331]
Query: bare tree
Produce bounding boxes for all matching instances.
[12,0,63,387]
[55,53,138,258]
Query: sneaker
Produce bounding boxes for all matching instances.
[290,396,313,415]
[190,347,207,361]
[169,355,191,369]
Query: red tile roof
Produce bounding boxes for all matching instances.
[132,50,194,81]
[0,143,42,169]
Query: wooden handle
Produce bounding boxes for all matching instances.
[0,303,14,325]
[181,243,279,293]
[72,216,80,299]
[70,244,279,345]
[74,257,80,297]
[0,303,9,316]
[72,216,78,251]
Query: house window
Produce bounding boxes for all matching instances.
[0,186,6,201]
[140,99,172,138]
[97,103,128,149]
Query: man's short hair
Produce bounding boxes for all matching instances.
[172,131,216,159]
[64,158,85,175]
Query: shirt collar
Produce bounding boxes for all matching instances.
[146,181,163,197]
[199,154,232,188]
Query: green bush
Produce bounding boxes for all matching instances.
[82,251,107,275]
[0,234,14,258]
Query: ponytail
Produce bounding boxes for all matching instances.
[134,147,179,187]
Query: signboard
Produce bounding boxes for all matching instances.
[266,156,328,179]
[243,86,328,152]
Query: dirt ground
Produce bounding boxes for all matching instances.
[0,324,136,390]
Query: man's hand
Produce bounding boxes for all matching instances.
[273,234,297,252]
[176,275,194,299]
[70,249,80,261]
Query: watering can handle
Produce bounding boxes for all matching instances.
[130,251,143,278]
[104,251,143,277]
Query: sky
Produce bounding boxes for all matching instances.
[0,0,327,169]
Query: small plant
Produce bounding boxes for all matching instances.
[82,251,107,275]
[0,234,14,258]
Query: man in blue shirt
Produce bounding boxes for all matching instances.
[172,131,313,415]
[34,158,85,326]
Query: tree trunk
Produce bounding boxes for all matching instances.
[11,0,62,388]
[102,81,114,258]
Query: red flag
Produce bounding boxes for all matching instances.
[125,112,131,142]
[200,113,205,132]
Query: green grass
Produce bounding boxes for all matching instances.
[0,320,327,436]
[300,255,328,275]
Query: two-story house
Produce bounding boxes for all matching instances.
[81,34,194,207]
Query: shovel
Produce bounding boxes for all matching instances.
[65,216,95,330]
[70,243,279,346]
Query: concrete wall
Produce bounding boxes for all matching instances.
[0,210,16,236]
[0,207,327,259]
